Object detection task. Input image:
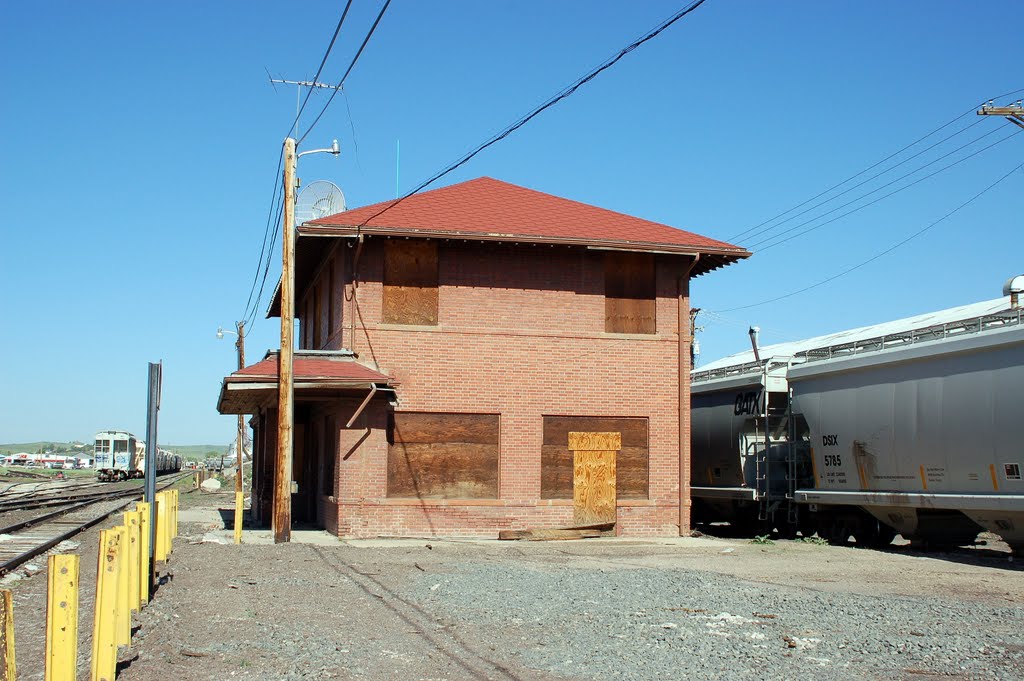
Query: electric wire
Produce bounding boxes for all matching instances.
[241,154,284,329]
[734,118,985,246]
[297,0,392,147]
[717,160,1024,313]
[727,86,1024,244]
[352,0,710,230]
[287,0,354,139]
[245,196,285,330]
[241,1,356,330]
[749,124,1019,249]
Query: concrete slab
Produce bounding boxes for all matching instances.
[180,507,741,549]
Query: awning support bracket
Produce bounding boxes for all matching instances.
[346,384,378,428]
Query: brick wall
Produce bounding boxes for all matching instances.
[295,238,693,538]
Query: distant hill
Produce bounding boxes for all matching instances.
[0,441,91,455]
[0,441,228,461]
[163,444,232,460]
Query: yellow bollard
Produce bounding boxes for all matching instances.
[114,526,130,648]
[91,530,120,681]
[234,491,244,544]
[173,488,179,539]
[122,512,141,614]
[153,494,165,563]
[136,502,151,605]
[46,554,79,681]
[0,589,15,681]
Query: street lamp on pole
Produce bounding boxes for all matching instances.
[217,321,246,544]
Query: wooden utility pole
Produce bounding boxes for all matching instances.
[274,138,297,544]
[234,320,246,545]
[977,101,1024,129]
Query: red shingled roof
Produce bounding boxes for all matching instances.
[307,176,746,256]
[231,355,391,383]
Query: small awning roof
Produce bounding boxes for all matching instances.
[217,350,395,415]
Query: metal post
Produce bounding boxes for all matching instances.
[274,137,297,543]
[144,362,161,594]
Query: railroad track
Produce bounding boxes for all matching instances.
[0,473,181,513]
[0,472,190,576]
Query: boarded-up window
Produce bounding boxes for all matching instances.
[387,412,499,499]
[383,239,438,325]
[605,252,655,334]
[541,416,648,499]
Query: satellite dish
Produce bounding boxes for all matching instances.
[295,180,347,225]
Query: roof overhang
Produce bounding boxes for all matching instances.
[216,350,396,415]
[267,227,750,317]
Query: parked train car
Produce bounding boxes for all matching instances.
[691,277,1024,550]
[96,432,183,480]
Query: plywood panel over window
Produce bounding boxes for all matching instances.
[605,252,656,334]
[387,412,499,499]
[541,416,648,499]
[383,239,438,325]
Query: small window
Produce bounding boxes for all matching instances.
[327,258,335,340]
[383,239,438,325]
[313,284,322,349]
[114,440,129,453]
[322,417,337,496]
[387,412,498,499]
[1005,463,1022,481]
[541,416,649,500]
[605,252,655,334]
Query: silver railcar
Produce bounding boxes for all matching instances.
[692,285,1024,549]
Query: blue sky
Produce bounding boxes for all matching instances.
[1,1,1021,445]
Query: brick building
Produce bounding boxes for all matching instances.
[217,177,748,538]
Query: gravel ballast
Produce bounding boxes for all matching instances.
[3,490,1022,681]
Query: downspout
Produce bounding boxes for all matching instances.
[677,254,700,536]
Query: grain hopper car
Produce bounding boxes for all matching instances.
[691,276,1024,550]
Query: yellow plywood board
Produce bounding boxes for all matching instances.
[568,431,621,452]
[573,450,617,526]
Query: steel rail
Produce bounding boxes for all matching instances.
[0,472,190,577]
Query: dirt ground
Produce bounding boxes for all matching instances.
[3,486,1023,680]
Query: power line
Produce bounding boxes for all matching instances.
[245,196,285,330]
[717,160,1024,313]
[734,118,986,246]
[287,0,354,139]
[241,3,359,329]
[242,153,284,327]
[749,127,1021,251]
[298,0,392,147]
[353,0,710,230]
[727,87,1024,244]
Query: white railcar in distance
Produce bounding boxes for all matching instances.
[95,430,138,481]
[95,431,183,481]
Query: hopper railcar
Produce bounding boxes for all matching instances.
[691,283,1024,550]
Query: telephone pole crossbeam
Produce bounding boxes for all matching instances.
[977,102,1024,129]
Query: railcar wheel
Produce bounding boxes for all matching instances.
[855,520,897,550]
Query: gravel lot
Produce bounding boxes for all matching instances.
[3,489,1023,680]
